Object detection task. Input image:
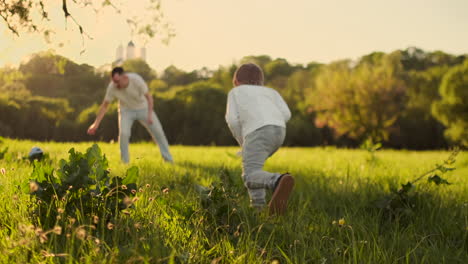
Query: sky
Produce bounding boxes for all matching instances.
[1,0,467,72]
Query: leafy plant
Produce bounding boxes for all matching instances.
[360,138,382,163]
[0,146,8,160]
[198,168,245,236]
[375,148,460,217]
[26,144,139,229]
[0,136,7,160]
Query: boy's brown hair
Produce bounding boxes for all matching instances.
[233,63,264,86]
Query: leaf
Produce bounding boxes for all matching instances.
[0,147,8,159]
[398,182,413,194]
[428,175,450,185]
[123,166,139,185]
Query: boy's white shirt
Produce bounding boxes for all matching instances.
[225,84,291,146]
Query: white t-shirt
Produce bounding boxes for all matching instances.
[225,84,291,145]
[104,73,149,110]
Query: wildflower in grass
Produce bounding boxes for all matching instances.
[19,224,35,234]
[57,208,64,214]
[94,238,100,244]
[93,215,99,224]
[332,220,337,225]
[42,251,67,257]
[29,181,39,192]
[123,210,130,215]
[39,233,48,243]
[41,250,55,257]
[139,188,143,192]
[162,188,169,194]
[134,223,141,229]
[107,222,114,230]
[121,185,128,190]
[53,226,62,235]
[68,185,73,190]
[34,227,43,236]
[123,196,132,206]
[131,189,137,194]
[338,218,345,226]
[146,184,150,188]
[76,227,86,240]
[132,196,139,203]
[271,260,280,264]
[148,197,154,202]
[1,168,6,175]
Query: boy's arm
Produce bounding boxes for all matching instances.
[275,91,292,122]
[225,92,243,145]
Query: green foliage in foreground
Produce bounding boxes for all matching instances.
[0,139,467,263]
[27,144,139,230]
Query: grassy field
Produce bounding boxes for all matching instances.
[0,139,467,263]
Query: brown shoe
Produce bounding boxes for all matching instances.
[268,174,295,215]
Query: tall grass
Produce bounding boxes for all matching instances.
[0,139,467,263]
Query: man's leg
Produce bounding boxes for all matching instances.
[242,125,286,208]
[137,110,174,163]
[119,110,135,163]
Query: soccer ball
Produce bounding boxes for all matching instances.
[28,147,44,161]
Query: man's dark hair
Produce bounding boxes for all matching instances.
[111,67,125,77]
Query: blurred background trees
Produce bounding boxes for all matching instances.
[0,48,466,148]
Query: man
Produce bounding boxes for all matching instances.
[87,67,173,163]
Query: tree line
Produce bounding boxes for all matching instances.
[0,47,466,148]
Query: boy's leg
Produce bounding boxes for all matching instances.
[119,110,135,163]
[242,125,286,207]
[137,110,174,163]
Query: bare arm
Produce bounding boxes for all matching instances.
[144,92,154,124]
[87,101,110,135]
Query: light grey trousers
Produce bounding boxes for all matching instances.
[242,125,286,208]
[119,108,173,163]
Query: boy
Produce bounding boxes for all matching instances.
[225,63,294,215]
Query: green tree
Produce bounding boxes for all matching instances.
[122,59,156,81]
[161,66,199,87]
[312,52,406,142]
[209,64,237,92]
[19,51,106,109]
[432,60,468,146]
[0,0,172,45]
